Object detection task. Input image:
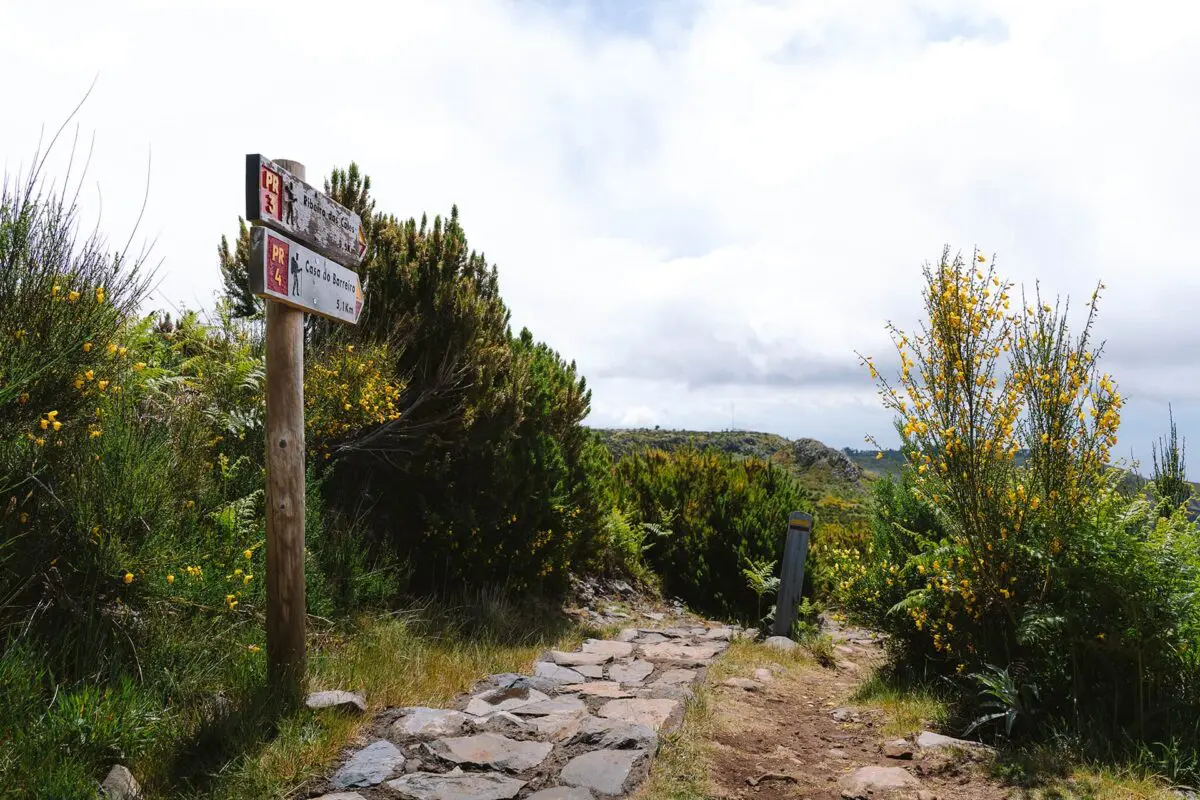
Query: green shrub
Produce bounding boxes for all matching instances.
[614,447,810,620]
[833,247,1200,772]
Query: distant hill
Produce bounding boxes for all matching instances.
[591,428,867,491]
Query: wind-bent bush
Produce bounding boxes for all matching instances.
[614,448,810,620]
[829,246,1200,758]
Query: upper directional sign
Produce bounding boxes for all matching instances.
[245,154,366,268]
[248,227,363,324]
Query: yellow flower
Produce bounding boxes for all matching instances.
[167,574,175,584]
[95,287,106,303]
[118,346,127,357]
[123,571,134,584]
[34,437,45,447]
[74,378,84,389]
[39,418,48,430]
[89,429,102,439]
[976,253,986,263]
[133,362,146,371]
[46,410,58,421]
[52,421,62,431]
[247,644,261,653]
[97,380,109,392]
[875,452,883,460]
[18,393,29,404]
[243,574,253,585]
[186,500,195,509]
[107,343,118,355]
[68,290,80,302]
[19,512,29,524]
[85,370,94,381]
[243,549,253,559]
[52,284,61,297]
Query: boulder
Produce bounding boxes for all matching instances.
[332,740,406,788]
[427,733,552,772]
[560,749,647,796]
[306,690,367,713]
[386,772,526,800]
[839,765,919,798]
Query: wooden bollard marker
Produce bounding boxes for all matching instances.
[245,156,366,707]
[772,512,813,638]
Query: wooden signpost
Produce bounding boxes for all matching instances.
[773,512,813,638]
[245,157,365,705]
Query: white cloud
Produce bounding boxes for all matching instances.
[2,0,1199,459]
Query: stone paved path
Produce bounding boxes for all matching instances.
[307,623,736,800]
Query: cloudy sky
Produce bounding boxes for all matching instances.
[3,0,1199,462]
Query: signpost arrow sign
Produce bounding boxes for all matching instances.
[249,227,363,325]
[246,154,367,268]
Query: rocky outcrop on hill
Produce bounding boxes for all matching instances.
[791,438,862,482]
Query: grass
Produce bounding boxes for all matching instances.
[636,687,714,800]
[992,745,1182,800]
[142,594,586,799]
[707,638,813,682]
[850,669,951,737]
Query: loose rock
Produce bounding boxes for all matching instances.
[560,749,646,796]
[616,628,640,643]
[753,668,774,682]
[386,771,526,800]
[721,677,762,691]
[395,708,472,739]
[100,765,141,799]
[882,739,915,759]
[306,690,367,714]
[830,707,860,723]
[427,733,552,772]
[643,612,665,621]
[597,698,679,731]
[332,740,406,788]
[915,730,992,753]
[763,636,798,653]
[839,765,919,798]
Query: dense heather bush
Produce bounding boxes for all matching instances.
[613,448,811,620]
[829,247,1200,761]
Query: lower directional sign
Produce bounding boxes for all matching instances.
[249,227,363,324]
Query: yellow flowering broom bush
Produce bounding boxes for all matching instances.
[839,246,1200,748]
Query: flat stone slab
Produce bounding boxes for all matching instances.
[575,664,605,679]
[526,788,594,800]
[652,668,698,686]
[549,650,612,667]
[306,690,367,713]
[386,772,526,800]
[395,708,472,739]
[468,712,534,737]
[581,639,635,659]
[534,662,586,685]
[597,698,679,731]
[916,730,994,753]
[639,642,721,664]
[764,636,798,652]
[839,765,919,798]
[571,716,658,749]
[560,749,646,796]
[616,628,640,642]
[427,733,552,772]
[643,611,665,621]
[635,632,668,645]
[661,627,693,638]
[332,740,406,788]
[530,710,589,741]
[701,627,732,641]
[464,686,551,717]
[512,695,588,717]
[560,681,636,699]
[313,794,368,800]
[608,660,654,685]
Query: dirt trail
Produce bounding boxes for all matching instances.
[704,622,1010,800]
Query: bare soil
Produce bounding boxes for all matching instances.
[704,629,1012,800]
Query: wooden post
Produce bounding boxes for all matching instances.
[772,512,813,638]
[265,159,307,706]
